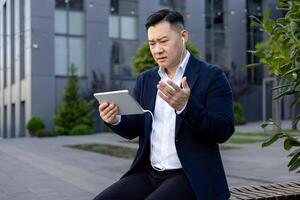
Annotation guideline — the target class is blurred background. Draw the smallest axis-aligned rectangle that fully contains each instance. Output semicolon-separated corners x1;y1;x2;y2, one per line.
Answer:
0;0;295;137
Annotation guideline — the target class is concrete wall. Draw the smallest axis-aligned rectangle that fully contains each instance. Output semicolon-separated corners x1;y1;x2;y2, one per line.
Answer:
30;0;55;130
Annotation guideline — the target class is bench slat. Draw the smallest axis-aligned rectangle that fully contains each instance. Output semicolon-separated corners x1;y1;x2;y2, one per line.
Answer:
230;181;300;200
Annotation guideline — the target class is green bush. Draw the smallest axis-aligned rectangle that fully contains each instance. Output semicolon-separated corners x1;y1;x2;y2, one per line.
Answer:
233;101;246;125
54;126;69;135
35;129;57;137
26;116;45;136
132;41;201;75
54;64;94;135
70;124;93;135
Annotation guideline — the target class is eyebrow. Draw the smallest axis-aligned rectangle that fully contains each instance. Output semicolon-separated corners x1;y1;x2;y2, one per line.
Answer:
148;36;168;42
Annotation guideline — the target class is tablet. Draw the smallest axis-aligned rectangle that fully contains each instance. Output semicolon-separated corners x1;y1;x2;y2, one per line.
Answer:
93;90;144;115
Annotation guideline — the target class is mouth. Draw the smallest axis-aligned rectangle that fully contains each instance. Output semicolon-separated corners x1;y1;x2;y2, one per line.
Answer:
156;57;167;62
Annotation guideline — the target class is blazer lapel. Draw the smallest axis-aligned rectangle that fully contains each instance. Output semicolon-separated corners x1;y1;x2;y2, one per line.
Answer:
175;55;202;137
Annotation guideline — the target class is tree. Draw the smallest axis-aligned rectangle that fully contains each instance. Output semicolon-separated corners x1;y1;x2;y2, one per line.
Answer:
54;64;94;135
249;0;300;172
132;41;201;75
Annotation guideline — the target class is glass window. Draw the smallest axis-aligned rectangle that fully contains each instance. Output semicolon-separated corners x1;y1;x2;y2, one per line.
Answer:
11;0;15;85
119;0;138;16
20;101;25;137
54;10;67;34
55;36;67;75
55;0;67;9
110;0;119;14
205;0;228;70
3;3;7;88
54;0;85;76
69;0;84;11
120;16;137;40
20;0;25;80
247;0;263;84
109;0;138;40
160;0;186;14
69;11;84;35
110;40;138;78
69;38;85;76
11;104;15;138
3;106;7;138
109;0;138;79
109;15;119;38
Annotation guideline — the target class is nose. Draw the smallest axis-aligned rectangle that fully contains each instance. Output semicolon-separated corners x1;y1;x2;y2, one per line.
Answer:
154;43;163;54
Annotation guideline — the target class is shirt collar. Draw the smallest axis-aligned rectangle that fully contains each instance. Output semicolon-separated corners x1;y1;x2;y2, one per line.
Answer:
158;51;190;78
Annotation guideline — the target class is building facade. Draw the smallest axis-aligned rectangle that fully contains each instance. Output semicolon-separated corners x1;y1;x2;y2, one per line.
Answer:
0;0;282;138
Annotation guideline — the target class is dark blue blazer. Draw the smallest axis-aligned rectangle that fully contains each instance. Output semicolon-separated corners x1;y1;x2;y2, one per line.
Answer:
107;55;235;200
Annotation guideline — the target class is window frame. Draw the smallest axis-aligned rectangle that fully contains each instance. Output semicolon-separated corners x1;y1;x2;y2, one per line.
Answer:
54;0;86;77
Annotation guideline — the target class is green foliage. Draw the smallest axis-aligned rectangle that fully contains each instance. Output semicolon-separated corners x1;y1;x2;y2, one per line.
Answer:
132;41;201;74
233;101;247;125
26;116;45;136
54;64;95;135
35;129;57;137
261;120;300;172
249;0;300;172
67;143;137;159
70;124;93;135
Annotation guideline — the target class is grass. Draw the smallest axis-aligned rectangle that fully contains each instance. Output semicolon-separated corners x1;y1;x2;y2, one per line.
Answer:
234;132;267;137
66;142;239;160
66;143;137;159
234;130;300;137
219;145;239;150
226;137;265;144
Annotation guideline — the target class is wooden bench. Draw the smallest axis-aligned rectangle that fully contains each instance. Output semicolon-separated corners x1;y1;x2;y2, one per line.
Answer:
229;181;300;200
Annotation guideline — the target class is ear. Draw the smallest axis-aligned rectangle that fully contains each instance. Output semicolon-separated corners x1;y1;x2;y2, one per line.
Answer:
181;30;189;43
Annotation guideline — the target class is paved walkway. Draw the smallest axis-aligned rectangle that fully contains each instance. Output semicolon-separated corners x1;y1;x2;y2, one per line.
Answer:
0;121;299;200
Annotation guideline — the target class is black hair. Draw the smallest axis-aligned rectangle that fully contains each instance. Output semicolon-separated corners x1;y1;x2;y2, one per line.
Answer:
145;9;185;31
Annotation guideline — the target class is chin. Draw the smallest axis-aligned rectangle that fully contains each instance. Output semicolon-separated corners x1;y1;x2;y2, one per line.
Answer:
158;62;168;68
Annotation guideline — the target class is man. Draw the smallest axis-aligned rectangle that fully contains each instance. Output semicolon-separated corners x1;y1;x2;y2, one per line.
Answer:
94;9;234;200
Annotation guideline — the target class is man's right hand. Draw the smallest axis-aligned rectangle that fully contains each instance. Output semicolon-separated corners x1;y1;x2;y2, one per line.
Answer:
98;102;120;124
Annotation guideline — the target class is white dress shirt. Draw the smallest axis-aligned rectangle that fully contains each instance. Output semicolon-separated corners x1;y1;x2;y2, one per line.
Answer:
150;51;190;170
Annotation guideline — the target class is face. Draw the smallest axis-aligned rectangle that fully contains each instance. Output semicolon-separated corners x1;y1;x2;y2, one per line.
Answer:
147;21;187;71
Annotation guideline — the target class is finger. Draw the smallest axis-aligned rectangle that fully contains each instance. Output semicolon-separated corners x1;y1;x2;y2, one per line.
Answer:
166;80;181;92
158;91;179;109
159;81;176;91
107;110;119;123
108;103;116;110
158;81;176;96
182;77;189;89
157;84;171;97
158;90;169;101
100;103;116;117
102;106;118;121
99;102;109;111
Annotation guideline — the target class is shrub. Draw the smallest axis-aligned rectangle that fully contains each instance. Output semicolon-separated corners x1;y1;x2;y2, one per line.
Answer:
54;64;95;135
35;129;57;137
54;126;69;135
70;124;93;135
233;101;246;125
249;0;300;172
26;116;45;136
132;41;201;75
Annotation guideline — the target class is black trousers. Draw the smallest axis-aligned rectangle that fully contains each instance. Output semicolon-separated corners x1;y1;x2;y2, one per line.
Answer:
93;164;196;200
